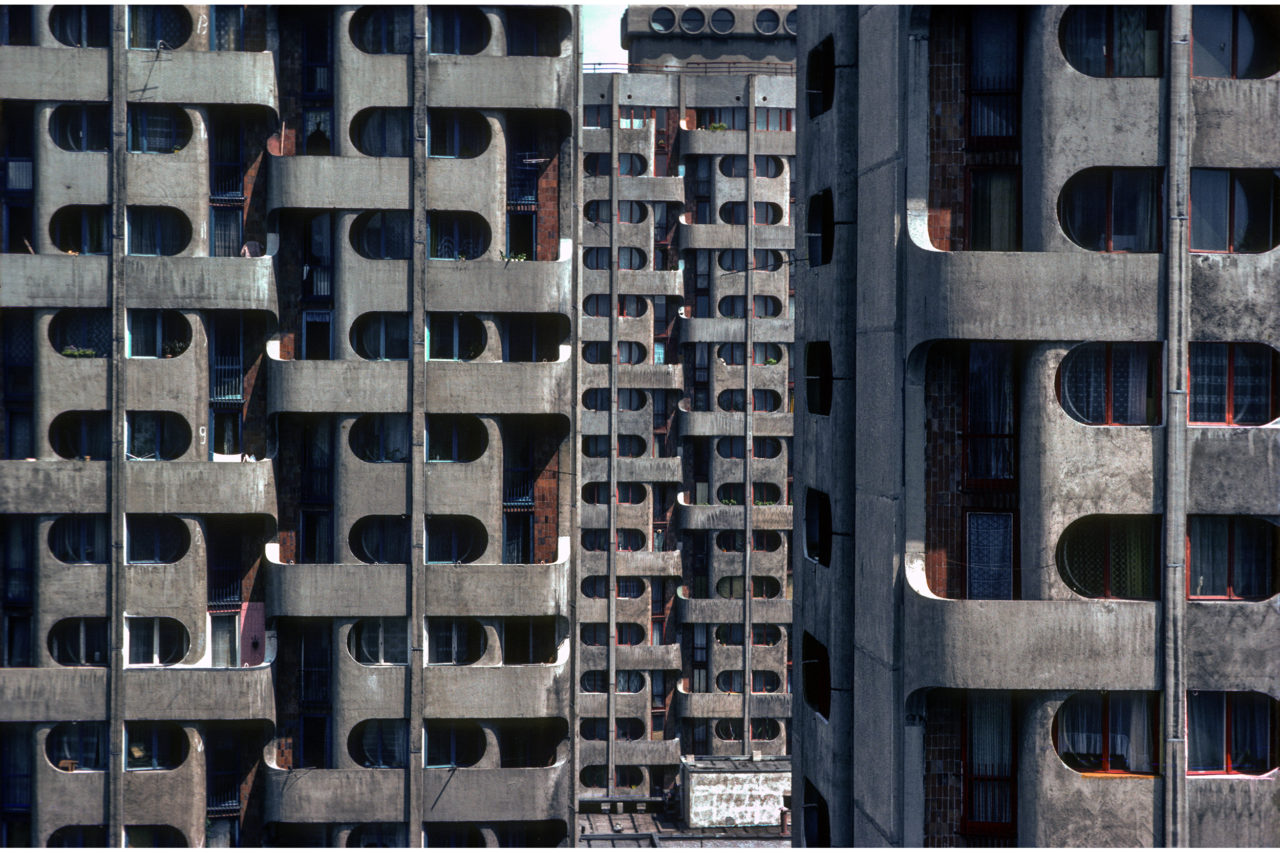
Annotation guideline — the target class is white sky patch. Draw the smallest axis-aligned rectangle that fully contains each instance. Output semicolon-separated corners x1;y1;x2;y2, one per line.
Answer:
580;3;629;66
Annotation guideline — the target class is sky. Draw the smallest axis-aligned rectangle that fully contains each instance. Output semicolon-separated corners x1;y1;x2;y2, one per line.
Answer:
580;4;629;66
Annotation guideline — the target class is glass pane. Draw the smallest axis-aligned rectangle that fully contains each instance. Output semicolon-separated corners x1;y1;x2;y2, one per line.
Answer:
1188;516;1229;597
1232;344;1271;425
1229;693;1271;773
1061;171;1108;251
1110;170;1159;252
1109;518;1155;599
1110;343;1154;425
1190;169;1230;252
1058;694;1103;770
1188;691;1226;771
1063;519;1106;597
967;513;1013;600
969;169;1019;250
1233;172;1275;253
1190;343;1229;422
1232;519;1273;599
1192;5;1233;77
1108;693;1153;772
1062;344;1107;423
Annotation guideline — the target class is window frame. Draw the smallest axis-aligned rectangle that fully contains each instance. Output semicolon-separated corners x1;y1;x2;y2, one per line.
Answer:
1186;515;1277;601
1059;515;1161;601
1057;342;1163;426
1187;690;1277;775
1188;341;1277;426
1053;691;1160;776
1189;168;1280;254
960;693;1017;837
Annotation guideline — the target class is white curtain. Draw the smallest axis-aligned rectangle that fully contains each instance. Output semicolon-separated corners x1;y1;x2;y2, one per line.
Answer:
1110;693;1152;773
1058;694;1103;769
1188;516;1229;597
1188;691;1226;771
968;694;1013;823
1110;343;1152;424
1230;693;1272;773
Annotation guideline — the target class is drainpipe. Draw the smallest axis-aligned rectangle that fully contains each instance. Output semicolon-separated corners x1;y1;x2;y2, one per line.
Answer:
606;72;620;800
742;76;757;755
1162;5;1191;847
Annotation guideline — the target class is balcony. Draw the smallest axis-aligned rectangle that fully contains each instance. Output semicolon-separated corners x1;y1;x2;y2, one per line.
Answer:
0;667;108;721
0;45;107;101
121;256;276;312
267;155;409;211
123;666;275;719
423;563;568;617
424;662;569;718
264;767;404;824
427;55;573;110
124;460;276;515
0;460;108;513
424;360;569;415
267;563;407;617
125;48;276;107
267;359;408;414
423;764;569;823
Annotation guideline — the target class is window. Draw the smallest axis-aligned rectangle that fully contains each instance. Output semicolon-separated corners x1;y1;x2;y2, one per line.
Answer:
428;211;488;260
1055;692;1158;774
355;211;412;260
127;207;190;256
968;9;1019;144
1058;515;1159;600
968;168;1020;250
962;693;1016;836
616;154;646;176
46;723;107;771
618;247;646;270
209;613;238;668
348;618;408;665
0;6;33;45
966;512;1014;600
50;206;109;255
805;343;833;415
1190;169;1280;253
349;414;411;463
427;618;484;665
128;5;191;49
755;108;793;131
1188;691;1276;774
125;722;186;770
1059;168;1162;252
210;5;244;51
351;108;411;157
425;415;487;462
301;310;331;360
1192;6;1280;79
501;617;556;664
424;721;484;768
583;105;610;129
1189;342;1275;425
755;9;779;34
50;6;109;47
48;619;107;666
48;516;108;564
1188;516;1278;600
1060;6;1163;77
807;37;835;118
349;720;407;768
424;516;482;563
127;617;188;665
427;313;484;361
709;8;734;33
965;343;1015;484
350;6;411;54
1058;342;1162;425
50;105;110;152
125;515;188;563
428;6;487;54
806;190;833;266
127;106;190;154
801;633;831;717
49;412;110;460
127;310;189;359
695;107;747;131
351;312;410;361
617;201;646;223
126;412;190;461
351;516;410;564
428;110;488;158
210;207;242;257
617;670;644;692
680;8;705;33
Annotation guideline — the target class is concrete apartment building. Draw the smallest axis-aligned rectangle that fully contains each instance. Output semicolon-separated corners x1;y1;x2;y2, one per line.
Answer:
792;5;1280;847
576;4;796;819
0;4;579;846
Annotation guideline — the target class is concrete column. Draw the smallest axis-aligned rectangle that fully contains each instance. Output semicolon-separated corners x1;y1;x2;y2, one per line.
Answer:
741;75;756;754
605;71;620;800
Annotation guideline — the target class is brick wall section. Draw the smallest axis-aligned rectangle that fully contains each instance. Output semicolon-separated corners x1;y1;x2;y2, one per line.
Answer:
241;315;269;460
534;124;561;261
928;10;967;251
925;343;1019;599
532;436;560;564
928;11;1022;251
274;11;305;157
273;420;300;564
924;690;964;846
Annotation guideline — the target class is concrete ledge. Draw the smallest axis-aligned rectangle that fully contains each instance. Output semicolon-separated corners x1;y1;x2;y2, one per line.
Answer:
425;259;573;314
268;359;409;413
0;461;109;513
1191;77;1280;167
1188;428;1280;515
1191;252;1280;342
424;361;570;415
422;764;570;822
1186;775;1280;847
121;256;277;313
267;156;410;211
124;461;276;515
264;767;405;823
903;597;1158;694
423;563;568;617
268;563;408;617
0;667;108;720
0;255;109;307
615;644;682;670
426;55;573;110
424;663;569;718
0;46;108;100
127;49;276;108
1185;600;1280;696
612;739;683;766
122;666;275;720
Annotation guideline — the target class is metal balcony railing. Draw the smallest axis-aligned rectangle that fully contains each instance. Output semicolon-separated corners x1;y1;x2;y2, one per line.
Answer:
502;471;536;507
299;667;329;705
206;771;240;812
584;61;795;76
210;355;243;402
303;264;332;300
210;164;244;199
207;566;240;608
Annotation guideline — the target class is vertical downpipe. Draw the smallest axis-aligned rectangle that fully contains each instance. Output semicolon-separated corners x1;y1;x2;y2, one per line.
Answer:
605;73;620;800
742;77;757;755
1162;6;1191;847
407;5;429;843
107;4;128;844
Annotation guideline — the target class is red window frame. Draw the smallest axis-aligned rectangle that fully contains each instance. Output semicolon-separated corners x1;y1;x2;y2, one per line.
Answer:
1188;342;1277;426
1056;342;1164;426
1060;516;1161;601
1185;516;1278;601
1053;692;1160;775
963;166;1022;251
1186;691;1277;775
1187;169;1280;254
960;693;1017;838
960;342;1017;490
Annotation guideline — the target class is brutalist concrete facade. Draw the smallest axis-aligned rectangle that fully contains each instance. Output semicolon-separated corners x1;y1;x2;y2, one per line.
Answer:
792;5;1280;847
573;5;795;826
0;5;578;846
